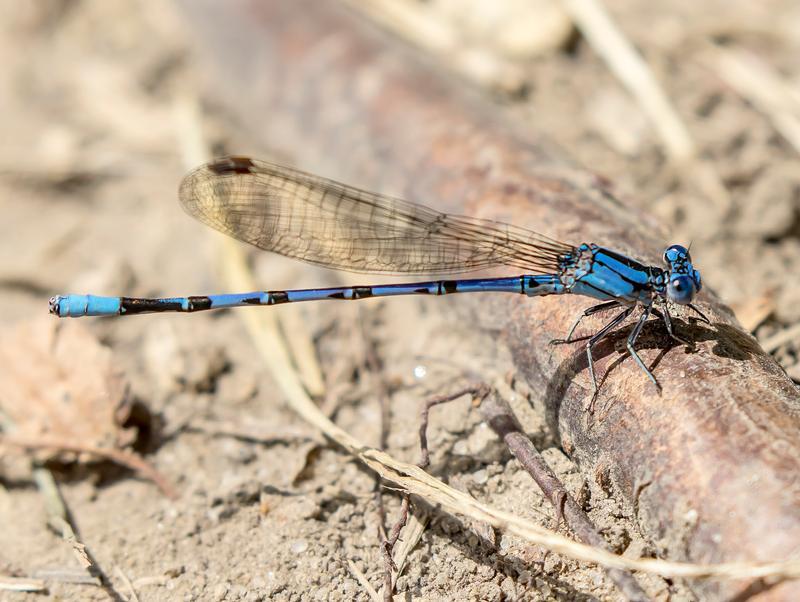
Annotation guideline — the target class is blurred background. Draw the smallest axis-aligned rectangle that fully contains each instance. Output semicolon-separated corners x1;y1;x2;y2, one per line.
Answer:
1;1;799;599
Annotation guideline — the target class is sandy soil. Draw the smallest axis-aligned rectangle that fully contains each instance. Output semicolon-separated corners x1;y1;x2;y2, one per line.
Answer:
1;1;799;600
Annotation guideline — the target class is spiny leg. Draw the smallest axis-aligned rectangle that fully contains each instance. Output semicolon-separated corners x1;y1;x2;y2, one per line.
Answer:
584;306;634;397
688;303;710;324
626;304;661;393
651;305;693;347
550;300;622;345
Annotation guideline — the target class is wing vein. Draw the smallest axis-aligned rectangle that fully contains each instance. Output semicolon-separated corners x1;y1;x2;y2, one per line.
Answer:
178;157;575;275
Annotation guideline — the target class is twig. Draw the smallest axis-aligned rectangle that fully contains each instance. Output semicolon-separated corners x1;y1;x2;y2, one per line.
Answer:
187;418;312;445
378;505;429;600
561;0;729;210
360;310;402;597
418;384;491;468
346;559;381;602
32;468;104;589
561;0;694;162
31;569;100;585
0;575;46;592
6;435;177;499
381;495;410;601
480;392;648;601
277;301;327;398
761;322;800;354
395;509;428;573
706;44;800;155
114;566;140;602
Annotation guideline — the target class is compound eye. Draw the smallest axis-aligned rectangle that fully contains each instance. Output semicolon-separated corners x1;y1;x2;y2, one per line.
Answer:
667;275;695;304
664;244;690;263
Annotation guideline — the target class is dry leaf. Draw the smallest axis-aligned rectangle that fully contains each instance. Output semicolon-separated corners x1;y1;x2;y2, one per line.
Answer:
731;291;776;333
0;317;136;461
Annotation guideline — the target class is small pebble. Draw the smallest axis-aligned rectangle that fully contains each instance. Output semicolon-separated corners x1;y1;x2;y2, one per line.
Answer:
473;469;489;485
290;539;309;554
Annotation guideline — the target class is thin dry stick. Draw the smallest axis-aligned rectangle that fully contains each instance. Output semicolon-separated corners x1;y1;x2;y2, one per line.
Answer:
761;322;800;354
707;45;800;155
346;559;381;602
32;468;101;586
0;576;46;593
359;311;405;599
381;495;410;601
5;435;177;499
271;293;326;397
561;0;694;161
379;508;429;600
114;566;140;602
344;0;526;91
480;392;648;601
561;0;728;210
418;384;491;468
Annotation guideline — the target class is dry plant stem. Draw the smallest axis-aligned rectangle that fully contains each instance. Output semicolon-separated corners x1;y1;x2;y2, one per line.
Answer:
360;313;401;596
113;567;140;602
4;435;177;499
418;384;490;468
182;2;800;598
187;418;312;445
377;509;429;600
561;0;694;162
706;44;800;155
362;315;392;454
346;559;381;602
0;576;46;593
480;393;649;602
561;0;728;210
761;321;800;354
381;495;410;602
32;468;103;587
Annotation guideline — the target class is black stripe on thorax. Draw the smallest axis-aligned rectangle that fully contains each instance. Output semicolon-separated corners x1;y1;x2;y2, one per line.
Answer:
593;255;651;291
594;248;648;271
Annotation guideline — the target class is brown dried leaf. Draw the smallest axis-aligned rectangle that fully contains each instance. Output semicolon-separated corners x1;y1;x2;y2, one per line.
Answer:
731;291;776;333
0;317;134;460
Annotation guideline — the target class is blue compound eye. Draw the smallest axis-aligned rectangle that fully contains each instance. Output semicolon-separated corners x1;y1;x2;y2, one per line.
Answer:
664;244;690;264
667;275;696;305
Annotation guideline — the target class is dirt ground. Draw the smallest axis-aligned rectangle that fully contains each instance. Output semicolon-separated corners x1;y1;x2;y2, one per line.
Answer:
1;1;799;601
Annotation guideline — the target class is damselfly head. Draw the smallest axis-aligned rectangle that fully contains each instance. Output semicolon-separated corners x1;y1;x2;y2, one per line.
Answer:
663;244;701;304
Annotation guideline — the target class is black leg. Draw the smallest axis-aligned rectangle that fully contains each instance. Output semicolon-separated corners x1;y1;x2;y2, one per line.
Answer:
584;306;634;397
626;305;661;394
550;300;622;345
687;303;710;324
652;306;692;347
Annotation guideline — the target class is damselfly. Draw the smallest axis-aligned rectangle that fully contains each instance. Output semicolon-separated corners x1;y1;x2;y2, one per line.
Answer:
50;156;707;395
